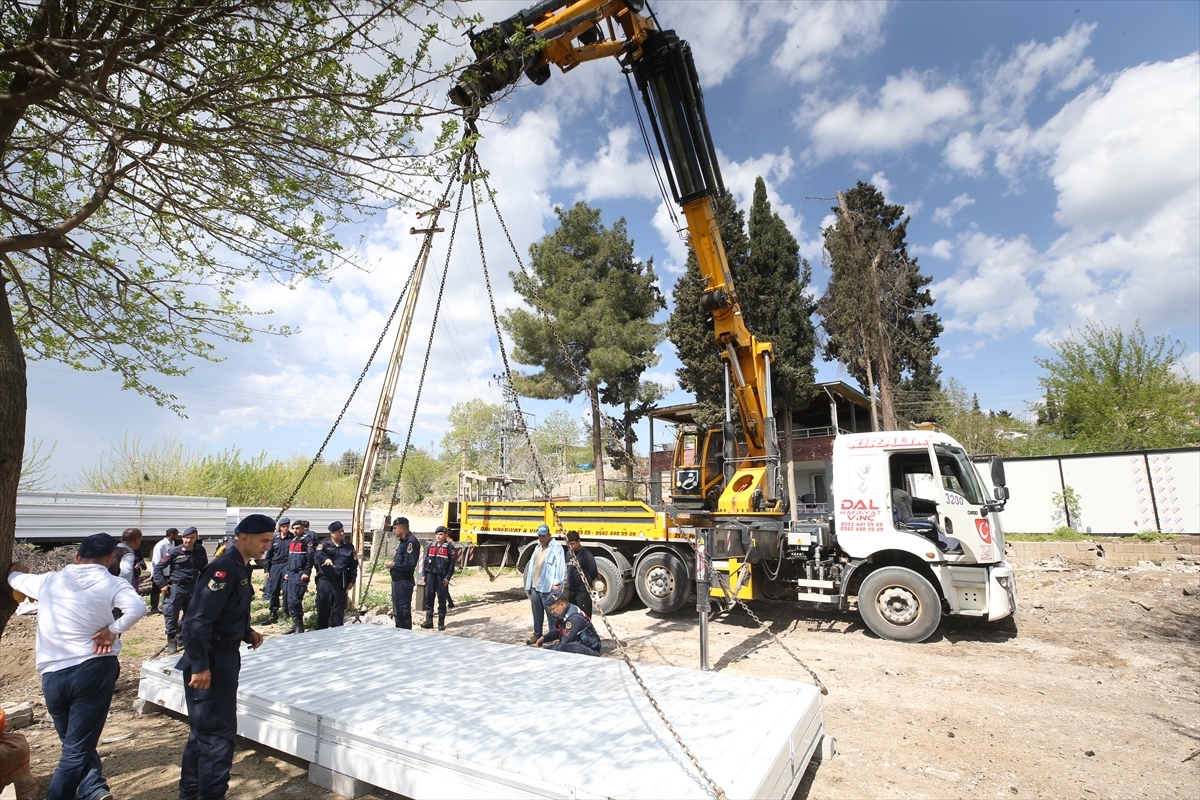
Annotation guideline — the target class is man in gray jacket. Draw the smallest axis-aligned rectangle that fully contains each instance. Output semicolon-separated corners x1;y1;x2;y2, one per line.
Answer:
8;532;148;800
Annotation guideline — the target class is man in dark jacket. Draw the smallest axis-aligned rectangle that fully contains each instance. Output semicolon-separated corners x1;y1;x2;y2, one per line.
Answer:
281;520;314;634
176;514;272;800
152;527;208;654
261;517;291;624
384;517;420;629
314;521;358;629
420;526;456;631
563;532;597;617
535;587;601;656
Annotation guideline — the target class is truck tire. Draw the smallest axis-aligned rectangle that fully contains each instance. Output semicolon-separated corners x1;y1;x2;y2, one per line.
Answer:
857;566;942;643
593;557;631;615
634;551;689;614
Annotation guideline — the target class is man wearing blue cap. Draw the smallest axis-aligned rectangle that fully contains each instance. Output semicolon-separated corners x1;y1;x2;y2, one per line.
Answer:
523;524;565;645
261;517;292;625
176;513;274;800
282;519;315;634
314;521;358;629
385;517;421;629
7;532;149;800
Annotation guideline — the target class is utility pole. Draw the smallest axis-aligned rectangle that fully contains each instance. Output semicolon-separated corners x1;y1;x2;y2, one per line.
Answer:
351;201;447;583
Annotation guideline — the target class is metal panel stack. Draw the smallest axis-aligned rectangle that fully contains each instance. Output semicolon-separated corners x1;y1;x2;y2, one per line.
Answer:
16;491;227;544
139;626;824;799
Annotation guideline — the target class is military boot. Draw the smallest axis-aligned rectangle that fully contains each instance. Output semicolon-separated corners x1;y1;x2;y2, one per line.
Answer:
437;613;446;631
296;616;306;634
419;612;434;629
267;610;278;625
166;636;179;655
281;618;298;635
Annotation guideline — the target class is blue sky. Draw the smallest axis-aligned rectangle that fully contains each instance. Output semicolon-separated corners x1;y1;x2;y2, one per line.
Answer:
25;0;1200;488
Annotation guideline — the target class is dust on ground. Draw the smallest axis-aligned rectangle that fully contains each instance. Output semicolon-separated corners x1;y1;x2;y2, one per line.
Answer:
2;558;1197;799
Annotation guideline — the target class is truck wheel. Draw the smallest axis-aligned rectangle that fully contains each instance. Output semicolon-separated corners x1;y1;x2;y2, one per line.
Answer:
857;566;942;643
634;551;689;613
593;557;631;615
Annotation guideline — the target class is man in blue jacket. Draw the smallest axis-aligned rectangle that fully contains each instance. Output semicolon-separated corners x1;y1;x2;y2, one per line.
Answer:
152;527;208;655
314;521;358;629
523;524;564;645
261;517;291;625
281;520;314;634
420;526;456;631
385;517;420;629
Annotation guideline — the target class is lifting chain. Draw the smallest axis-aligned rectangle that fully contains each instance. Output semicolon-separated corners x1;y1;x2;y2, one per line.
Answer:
469;147;727;800
273;172;460;524
712;569;828;695
360;157;468;604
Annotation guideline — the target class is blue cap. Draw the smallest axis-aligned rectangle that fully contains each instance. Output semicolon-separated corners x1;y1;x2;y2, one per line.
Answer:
328;521;344;533
546;586;566;604
536;524;551;536
278;517;291;527
434;525;448;534
234;514;275;535
183;526;198;536
78;533;118;558
392;516;409;526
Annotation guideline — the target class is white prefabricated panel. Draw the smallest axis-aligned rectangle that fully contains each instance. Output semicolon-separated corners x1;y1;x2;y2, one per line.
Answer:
16;491;227;543
139;626;824;800
991;459;1063;534
1144;450;1200;534
225;507;380;537
1061;454;1151;535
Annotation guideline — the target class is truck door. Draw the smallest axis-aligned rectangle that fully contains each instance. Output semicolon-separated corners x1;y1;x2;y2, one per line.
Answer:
932;444;997;564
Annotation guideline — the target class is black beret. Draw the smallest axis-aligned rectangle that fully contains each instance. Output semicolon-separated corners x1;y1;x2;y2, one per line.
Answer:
328;521;344;532
78;533;118;558
434;525;448;534
392;516;409;526
278;517;291;526
183;526;198;535
234;513;276;535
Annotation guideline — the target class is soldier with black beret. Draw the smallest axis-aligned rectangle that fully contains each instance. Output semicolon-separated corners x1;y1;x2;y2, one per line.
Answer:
314;521;358;629
385;517;421;629
176;513;274;800
281;519;314;634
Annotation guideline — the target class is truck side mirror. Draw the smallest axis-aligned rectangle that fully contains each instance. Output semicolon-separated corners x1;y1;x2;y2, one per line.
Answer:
990;457;1007;488
994;486;1010;501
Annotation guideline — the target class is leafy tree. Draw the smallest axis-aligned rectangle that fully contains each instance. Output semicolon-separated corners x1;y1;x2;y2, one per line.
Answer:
0;0;464;636
397;445;441;503
601;368;666;498
440;399;504;474
1033;321;1199;451
744;177;817;509
502;202;664;499
819;182;942;430
666;188;749;428
19;438;55;491
928;379;1038;457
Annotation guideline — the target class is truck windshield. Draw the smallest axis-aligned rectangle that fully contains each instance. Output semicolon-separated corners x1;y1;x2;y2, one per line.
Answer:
934;445;987;505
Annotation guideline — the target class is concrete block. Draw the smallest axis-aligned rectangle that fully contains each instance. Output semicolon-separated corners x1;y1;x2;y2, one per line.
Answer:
131;697;162;715
309;763;374;799
1;702;33;730
813;735;836;762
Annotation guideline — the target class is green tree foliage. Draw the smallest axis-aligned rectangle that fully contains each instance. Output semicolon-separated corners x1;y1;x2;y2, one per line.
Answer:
440;399;504;474
0;0;465;635
501;202;664;499
75;435;357;507
1033;321;1199;451
666;188;749;428
819;182;942;430
19;437;55;490
743;178;817;412
395;445;441;503
928;379;1039;457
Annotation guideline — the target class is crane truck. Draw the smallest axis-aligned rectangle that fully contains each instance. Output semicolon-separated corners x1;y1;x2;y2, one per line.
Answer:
445;0;1017;643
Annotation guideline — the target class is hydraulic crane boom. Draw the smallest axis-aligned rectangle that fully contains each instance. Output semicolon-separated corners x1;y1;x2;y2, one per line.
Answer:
450;0;782;511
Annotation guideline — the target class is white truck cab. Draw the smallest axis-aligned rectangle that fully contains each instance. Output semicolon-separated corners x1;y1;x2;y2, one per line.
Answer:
789;431;1017;642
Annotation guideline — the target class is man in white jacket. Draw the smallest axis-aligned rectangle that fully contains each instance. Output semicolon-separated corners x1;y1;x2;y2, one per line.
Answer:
8;532;148;800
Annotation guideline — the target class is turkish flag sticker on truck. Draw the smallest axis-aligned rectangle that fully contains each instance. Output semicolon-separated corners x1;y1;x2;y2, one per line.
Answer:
975;519;992;543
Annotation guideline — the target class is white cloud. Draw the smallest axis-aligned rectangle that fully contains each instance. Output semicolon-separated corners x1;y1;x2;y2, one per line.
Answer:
943;131;985;174
661;0;891;87
559;125;657;202
869;171;892;200
805;72;972;161
932;232;1040;338
933;193;976;226
1175;351;1200;380
912;239;955;260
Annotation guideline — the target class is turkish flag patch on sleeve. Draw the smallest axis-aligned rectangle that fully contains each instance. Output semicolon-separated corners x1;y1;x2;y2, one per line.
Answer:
214;571;227;579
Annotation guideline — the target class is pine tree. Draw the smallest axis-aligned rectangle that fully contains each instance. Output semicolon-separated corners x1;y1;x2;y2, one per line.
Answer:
666;188;750;428
819;181;942;430
744;178;817;510
502;202;665;499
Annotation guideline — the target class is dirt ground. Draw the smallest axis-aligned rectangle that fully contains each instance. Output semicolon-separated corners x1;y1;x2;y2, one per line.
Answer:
2;556;1198;800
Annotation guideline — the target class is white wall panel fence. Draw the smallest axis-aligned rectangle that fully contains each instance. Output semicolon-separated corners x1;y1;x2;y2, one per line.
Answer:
16;492;228;543
995;448;1199;535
